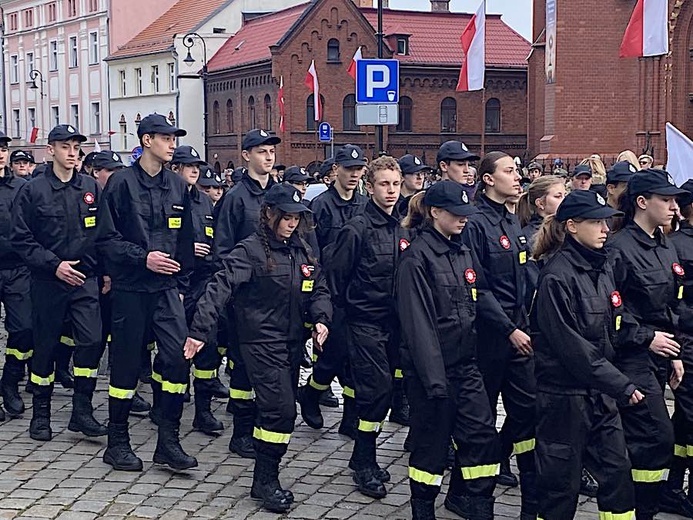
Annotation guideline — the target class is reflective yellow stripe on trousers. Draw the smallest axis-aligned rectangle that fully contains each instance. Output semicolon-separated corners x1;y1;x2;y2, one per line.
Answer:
192;368;217;379
342;386;355;398
30;373;55;386
229;388;255;400
73;367;98;378
309;377;329;391
109;386;135;399
513;438;536;455
59;336;75;347
358;419;384;433
599;510;636;520
6;348;32;360
409;467;443;487
461;463;500;480
674;444;693;458
631;468;668;483
253;427;291;444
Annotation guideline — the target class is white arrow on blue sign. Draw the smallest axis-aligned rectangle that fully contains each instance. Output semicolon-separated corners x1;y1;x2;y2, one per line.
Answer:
318;122;332;142
355;59;400;104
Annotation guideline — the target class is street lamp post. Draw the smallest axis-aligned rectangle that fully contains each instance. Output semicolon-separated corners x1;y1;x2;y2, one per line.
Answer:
29;69;45;97
182;32;209;161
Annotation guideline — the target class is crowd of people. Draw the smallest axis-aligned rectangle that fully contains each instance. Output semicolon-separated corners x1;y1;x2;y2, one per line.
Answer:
0;115;692;520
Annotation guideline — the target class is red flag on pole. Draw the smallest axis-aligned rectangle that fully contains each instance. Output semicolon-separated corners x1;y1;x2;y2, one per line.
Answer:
278;75;286;132
619;0;668;57
456;0;486;92
28;127;39;144
304;60;321;121
347;47;362;80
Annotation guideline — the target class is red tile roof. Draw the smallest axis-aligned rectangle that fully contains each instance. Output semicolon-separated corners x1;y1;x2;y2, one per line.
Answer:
109;0;232;60
207;3;530;72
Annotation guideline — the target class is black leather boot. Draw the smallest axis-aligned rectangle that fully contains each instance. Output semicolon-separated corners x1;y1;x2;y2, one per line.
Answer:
29;393;52;441
192;387;224;436
103;422;143;471
298;383;324;429
389;378;409;426
130;391;151;415
68;379;107;437
208;377;228;399
496;458;519;488
229;411;256;459
153;392;197;471
349;433;387;499
250;453;292;513
338;396;358;440
411;498;436;520
661;457;693;517
1;358;25;417
319;386;339;408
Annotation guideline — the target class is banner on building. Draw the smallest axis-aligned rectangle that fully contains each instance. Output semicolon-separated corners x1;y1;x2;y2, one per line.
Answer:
545;0;556;84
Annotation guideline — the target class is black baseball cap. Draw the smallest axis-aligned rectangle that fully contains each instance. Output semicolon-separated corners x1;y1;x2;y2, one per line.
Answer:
572;165;592;178
264;183;311;213
606;161;638;185
423;180;478;217
198;165;223;187
335;144;367;168
172;145;205;165
231;167;246;183
527;161;542;172
556;190;622;221
137;113;186;138
0;131;12;145
436;141;480;164
678;179;693;207
92;151;125;170
628;169;689;197
274;164;286;172
84;151;98;167
242;129;281;150
10;150;34;163
318;157;335;178
399;154;431;175
283;166;311;183
48;124;87;143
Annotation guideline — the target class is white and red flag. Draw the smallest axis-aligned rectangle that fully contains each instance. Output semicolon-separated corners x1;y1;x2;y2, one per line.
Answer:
620;0;668;57
347;46;362;80
28;127;39;144
456;0;485;92
278;75;286;132
304;60;321;121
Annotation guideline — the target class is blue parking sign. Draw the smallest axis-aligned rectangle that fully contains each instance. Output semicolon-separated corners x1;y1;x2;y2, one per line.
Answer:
355;59;399;104
318;122;331;142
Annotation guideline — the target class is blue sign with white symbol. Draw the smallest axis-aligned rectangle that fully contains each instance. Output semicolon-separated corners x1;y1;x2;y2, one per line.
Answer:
355;59;400;104
318;122;332;142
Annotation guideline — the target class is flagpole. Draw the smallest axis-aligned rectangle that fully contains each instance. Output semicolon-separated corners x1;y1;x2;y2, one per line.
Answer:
480;87;486;156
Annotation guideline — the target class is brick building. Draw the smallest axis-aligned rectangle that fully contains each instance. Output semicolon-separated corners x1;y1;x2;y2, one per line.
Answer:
204;0;529;171
528;0;693;163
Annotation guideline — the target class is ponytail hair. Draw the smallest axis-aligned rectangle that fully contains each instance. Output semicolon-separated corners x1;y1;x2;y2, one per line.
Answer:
612;187;653;233
401;192;431;229
516;175;564;227
532;215;567;260
477;151;511;193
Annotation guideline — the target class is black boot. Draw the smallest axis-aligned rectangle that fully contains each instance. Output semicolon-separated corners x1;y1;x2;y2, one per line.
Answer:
348;432;390;483
445;495;495;520
229;410;256;459
1;358;25;417
319;387;339;408
103;422;143;471
153;420;198;471
29;393;52;441
251;453;292;513
496;458;519;488
192;387;224;436
130;392;151;415
298;384;324;429
579;467;599;498
350;432;387;499
338;396;358;440
55;341;74;389
208;377;228;399
389;378;409;426
411;498;436;520
519;471;538;520
661;457;693;517
68;379;107;437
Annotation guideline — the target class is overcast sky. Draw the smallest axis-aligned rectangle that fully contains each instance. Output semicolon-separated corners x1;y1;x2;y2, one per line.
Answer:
389;0;532;40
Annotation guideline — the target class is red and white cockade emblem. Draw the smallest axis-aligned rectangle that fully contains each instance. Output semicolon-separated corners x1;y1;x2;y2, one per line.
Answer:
673;263;685;277
399;238;410;252
611;291;622;308
83;192;95;204
499;235;511;250
301;264;314;278
464;268;477;284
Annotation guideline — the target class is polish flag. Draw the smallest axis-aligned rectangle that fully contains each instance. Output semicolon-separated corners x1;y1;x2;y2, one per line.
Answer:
278;75;286;132
304;60;321;121
620;0;668;57
456;0;486;92
28;127;39;144
347;47;362;80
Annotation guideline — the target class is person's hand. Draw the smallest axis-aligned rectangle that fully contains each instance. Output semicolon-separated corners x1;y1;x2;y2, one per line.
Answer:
194;243;211;257
649;331;681;357
629;389;645;405
312;323;329;351
509;329;533;355
184;337;204;359
670;360;685;390
102;275;111;295
56;260;86;286
146;251;180;275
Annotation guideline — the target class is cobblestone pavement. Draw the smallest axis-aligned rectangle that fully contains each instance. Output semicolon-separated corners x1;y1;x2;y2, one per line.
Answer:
0;341;685;519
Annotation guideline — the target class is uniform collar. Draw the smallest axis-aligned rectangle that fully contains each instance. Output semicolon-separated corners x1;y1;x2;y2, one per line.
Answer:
626;221;668;249
562;235;607;272
327;183;360;206
133;160;171;190
241;172;274;196
0;167;15;185
45;163;81;190
189;184;200;202
421;226;464;255
365;199;398;227
476;194;509;225
679;221;693;237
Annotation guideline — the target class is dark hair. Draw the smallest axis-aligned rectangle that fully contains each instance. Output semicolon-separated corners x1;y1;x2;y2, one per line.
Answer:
401;192;431;229
613;187;653;232
477;151;511;192
258;205;316;270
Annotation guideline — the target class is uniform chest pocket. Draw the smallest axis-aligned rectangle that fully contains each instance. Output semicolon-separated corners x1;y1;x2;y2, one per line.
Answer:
164;206;184;230
36;206;66;225
632;269;672;304
432;272;461;316
132;201;151;219
80;206;99;229
576;296;608;340
487;245;515;275
365;241;394;277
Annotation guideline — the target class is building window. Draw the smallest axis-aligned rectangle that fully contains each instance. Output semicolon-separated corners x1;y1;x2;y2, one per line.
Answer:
396;96;413;132
135;68;142;94
49;41;58;71
67;0;77;17
88;0;98;12
135;113;141;128
119;114;127;150
9;56;18;84
213;101;220;134
23;8;33;28
70;104;79;129
342;94;357;131
91;103;100;134
26;52;34;82
440;97;456;133
226;99;234;133
119;70;126;96
151;65;159;93
264;94;272;130
28;107;36;130
247;96;256;130
69;36;78;68
306;94;324;131
8;13;18;32
51;106;60;127
485;98;501;133
47;2;57;22
12;110;20;138
168;63;175;91
396;37;409;55
89;31;99;64
327;39;340;62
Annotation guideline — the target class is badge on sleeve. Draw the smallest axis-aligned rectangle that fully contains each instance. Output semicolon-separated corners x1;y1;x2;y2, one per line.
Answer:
673;263;685;277
205;226;214;238
610;291;622;308
399;238;410;252
301;280;314;292
168;217;182;229
83;192;95;204
518;251;527;264
301;264;315;278
464;269;476;284
499;235;511;250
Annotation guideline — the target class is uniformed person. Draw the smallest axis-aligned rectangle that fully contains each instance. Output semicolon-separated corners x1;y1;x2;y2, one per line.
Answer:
396;154;429;218
198;165;224;206
608;169;687;519
10;150;34;178
11;124;105;441
571;165;593;192
531;190;638;519
437;141;479;202
0;132;31;421
460;151;538;518
605;161;637;210
283;165;311;200
185;183;332;514
97;113;196;472
299;144;368;439
397;181;499;520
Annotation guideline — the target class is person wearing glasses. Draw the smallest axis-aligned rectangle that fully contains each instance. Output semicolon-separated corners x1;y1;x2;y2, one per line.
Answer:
638;154;654;170
396;154;429;218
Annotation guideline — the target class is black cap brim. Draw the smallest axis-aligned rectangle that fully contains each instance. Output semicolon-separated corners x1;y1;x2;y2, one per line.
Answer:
285;175;311;183
274;202;312;214
443;204;479;217
95;161;125;170
198;179;222;187
647;186;691;197
175;158;206;166
439;152;480;163
243;136;281;150
338;159;367;168
403;165;432;175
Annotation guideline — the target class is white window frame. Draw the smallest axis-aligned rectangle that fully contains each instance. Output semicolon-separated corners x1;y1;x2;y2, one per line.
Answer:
68;35;78;68
151;65;159;93
49;41;58;71
168;63;176;92
89;31;99;64
91;102;100;135
9;55;18;84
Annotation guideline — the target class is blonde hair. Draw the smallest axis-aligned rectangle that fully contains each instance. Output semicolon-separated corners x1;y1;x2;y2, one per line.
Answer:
580;156;607;185
532;215;567;260
617;150;640;170
517;175;565;227
401;192;431;229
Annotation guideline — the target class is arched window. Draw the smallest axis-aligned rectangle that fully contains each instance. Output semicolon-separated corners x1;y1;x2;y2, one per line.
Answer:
343;94;357;131
327;38;340;62
264;94;272;130
396;96;412;132
119;114;127;150
440;97;456;133
485;98;501;133
248;96;256;130
226;99;234;133
214;161;221;173
212;100;220;134
306;94;325;131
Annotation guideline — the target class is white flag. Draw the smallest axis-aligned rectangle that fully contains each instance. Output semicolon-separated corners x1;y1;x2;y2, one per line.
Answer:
666;122;693;185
